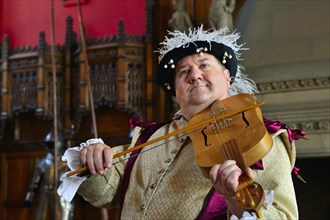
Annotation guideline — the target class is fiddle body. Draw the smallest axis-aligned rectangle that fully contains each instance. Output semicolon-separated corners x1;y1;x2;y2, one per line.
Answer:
188;93;273;168
188;93;273;217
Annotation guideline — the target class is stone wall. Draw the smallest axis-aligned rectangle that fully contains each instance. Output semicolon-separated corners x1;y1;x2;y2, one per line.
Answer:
236;0;330;158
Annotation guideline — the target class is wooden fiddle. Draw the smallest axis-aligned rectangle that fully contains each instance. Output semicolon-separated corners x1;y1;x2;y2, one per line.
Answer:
66;95;265;177
65;94;270;216
188;93;273;217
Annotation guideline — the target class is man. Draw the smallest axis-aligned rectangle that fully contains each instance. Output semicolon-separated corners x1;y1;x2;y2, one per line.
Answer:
58;26;300;219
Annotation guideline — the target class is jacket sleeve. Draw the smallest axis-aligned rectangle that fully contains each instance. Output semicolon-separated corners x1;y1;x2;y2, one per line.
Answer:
77;127;143;209
255;129;298;219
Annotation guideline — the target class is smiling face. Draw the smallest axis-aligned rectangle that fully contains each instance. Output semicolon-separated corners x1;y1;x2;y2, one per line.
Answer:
174;53;231;120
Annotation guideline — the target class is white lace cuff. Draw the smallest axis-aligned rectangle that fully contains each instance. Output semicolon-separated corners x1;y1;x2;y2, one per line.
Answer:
57;138;104;202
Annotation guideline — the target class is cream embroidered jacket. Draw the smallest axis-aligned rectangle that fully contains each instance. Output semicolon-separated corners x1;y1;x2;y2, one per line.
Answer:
77;116;298;220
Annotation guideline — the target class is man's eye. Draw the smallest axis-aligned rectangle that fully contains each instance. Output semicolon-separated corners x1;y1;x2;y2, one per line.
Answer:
200;63;210;69
180;69;188;75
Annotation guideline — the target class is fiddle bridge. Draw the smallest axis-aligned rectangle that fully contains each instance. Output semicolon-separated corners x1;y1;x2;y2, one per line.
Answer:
210;108;233;133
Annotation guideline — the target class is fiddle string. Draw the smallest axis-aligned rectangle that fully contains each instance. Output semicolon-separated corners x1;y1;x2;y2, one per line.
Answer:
211;111;260;210
210;110;251;177
212;111;247;169
205;101;266;217
210;109;233;162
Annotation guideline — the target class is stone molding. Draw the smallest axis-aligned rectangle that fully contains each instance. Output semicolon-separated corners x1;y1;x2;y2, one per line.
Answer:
257;76;329;93
286;120;329;134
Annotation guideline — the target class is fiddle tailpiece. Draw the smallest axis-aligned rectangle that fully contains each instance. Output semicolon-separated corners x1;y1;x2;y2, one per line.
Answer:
235;176;265;218
223;139;265;218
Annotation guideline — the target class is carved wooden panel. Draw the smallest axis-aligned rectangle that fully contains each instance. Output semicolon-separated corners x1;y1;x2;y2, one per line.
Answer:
0;15;146;219
0;148;47;220
1;33;64;123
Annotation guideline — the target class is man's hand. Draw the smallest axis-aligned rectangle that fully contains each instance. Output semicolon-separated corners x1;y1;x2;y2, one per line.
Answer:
80;143;113;175
209;160;258;217
209;160;241;197
210;160;258;196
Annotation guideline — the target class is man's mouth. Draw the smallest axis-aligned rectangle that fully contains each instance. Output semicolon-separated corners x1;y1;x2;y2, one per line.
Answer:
190;83;208;92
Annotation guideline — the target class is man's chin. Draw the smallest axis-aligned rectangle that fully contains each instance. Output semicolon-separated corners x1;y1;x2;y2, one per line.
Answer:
190;96;214;107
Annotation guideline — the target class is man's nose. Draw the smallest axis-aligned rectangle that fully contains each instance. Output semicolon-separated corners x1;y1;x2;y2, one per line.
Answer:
189;66;203;82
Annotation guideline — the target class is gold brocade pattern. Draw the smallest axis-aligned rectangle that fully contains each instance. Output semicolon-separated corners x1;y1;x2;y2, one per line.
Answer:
121;118;211;219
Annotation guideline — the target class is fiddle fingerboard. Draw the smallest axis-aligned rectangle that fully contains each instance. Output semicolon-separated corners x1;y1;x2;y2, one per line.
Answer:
221;139;247;170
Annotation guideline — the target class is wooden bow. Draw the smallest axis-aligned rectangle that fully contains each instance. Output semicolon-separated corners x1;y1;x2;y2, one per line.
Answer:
66;95;265;177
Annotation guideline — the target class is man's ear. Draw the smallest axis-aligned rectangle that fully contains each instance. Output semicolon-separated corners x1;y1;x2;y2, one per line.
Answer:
224;69;231;84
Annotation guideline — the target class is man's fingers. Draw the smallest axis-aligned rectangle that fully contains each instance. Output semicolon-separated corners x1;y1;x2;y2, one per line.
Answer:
209;160;242;197
245;167;257;181
85;147;96;175
80;147;88;166
92;144;103;174
80;143;113;176
209;164;221;184
103;147;113;168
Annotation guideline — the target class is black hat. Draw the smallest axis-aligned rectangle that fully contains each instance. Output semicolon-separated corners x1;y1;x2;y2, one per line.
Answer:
156;40;238;96
155;26;258;96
